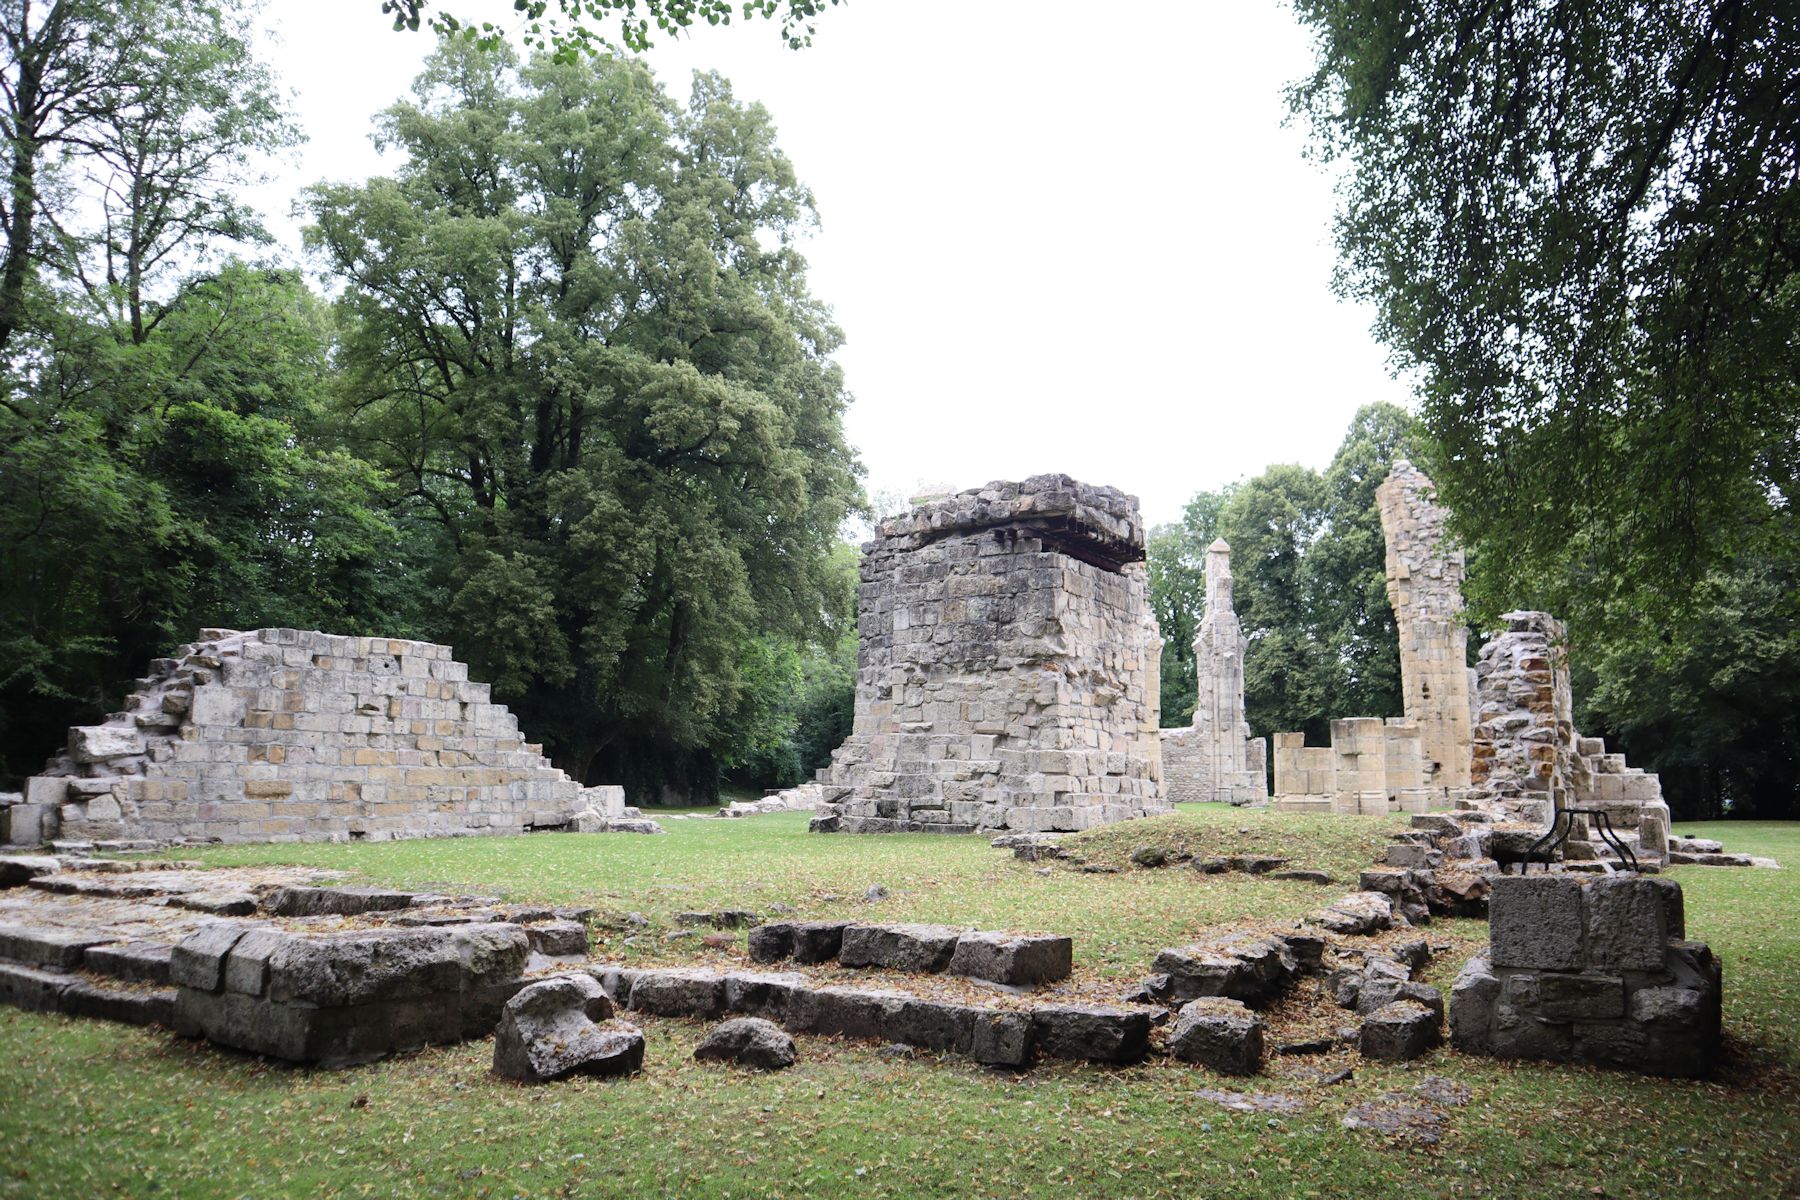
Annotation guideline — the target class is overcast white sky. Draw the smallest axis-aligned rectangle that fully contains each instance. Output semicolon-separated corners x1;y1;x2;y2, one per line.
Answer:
252;1;1407;528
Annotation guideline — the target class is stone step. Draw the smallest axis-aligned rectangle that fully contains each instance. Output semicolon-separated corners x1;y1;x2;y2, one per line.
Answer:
0;922;118;968
0;960;176;1026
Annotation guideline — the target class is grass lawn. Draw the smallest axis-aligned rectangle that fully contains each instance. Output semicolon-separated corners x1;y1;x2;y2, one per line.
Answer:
1;810;1795;1199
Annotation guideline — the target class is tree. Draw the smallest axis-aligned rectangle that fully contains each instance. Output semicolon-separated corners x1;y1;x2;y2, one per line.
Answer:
1289;0;1799;635
380;0;844;58
306;43;860;798
1576;533;1800;821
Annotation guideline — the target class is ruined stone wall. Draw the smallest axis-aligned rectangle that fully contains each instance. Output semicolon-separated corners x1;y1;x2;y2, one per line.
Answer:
813;476;1167;835
1376;462;1473;790
1270;720;1428;814
1468;611;1670;860
9;628;606;845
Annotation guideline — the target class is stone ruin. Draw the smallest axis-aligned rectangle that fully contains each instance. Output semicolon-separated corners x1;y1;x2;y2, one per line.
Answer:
1271;718;1433;815
1463;611;1671;864
1159;539;1268;806
1376;461;1473;791
809;475;1167;835
1;627;648;847
1276;461;1681;870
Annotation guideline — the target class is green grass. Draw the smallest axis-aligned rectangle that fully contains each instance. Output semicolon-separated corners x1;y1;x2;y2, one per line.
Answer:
1;810;1795;1199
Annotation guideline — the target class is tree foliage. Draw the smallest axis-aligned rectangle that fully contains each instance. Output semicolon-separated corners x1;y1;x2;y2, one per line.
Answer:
1290;0;1799;633
381;0;844;59
305;42;860;789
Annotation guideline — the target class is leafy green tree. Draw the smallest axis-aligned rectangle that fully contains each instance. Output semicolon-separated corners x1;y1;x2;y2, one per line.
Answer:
1289;0;1799;633
306;43;860;797
1575;523;1800;821
380;0;844;58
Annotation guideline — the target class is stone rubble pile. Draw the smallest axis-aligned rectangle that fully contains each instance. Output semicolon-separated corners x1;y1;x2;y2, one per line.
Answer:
1;628;653;847
716;784;824;819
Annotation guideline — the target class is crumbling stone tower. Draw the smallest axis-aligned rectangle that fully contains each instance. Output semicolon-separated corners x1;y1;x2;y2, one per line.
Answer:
811;476;1167;835
1376;461;1473;790
1160;539;1266;804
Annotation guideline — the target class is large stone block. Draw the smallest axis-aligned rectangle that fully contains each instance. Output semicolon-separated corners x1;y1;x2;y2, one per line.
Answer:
1582;877;1675;971
838;923;962;973
947;932;1072;985
1030;1003;1151;1064
1168;998;1264;1074
1489;875;1585;970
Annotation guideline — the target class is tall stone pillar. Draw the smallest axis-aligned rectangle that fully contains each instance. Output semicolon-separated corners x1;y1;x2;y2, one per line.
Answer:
1376;461;1473;790
1162;539;1267;805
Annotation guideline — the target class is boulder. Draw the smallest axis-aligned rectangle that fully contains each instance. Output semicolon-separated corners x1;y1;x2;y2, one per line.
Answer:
947;932;1072;986
1150;936;1298;1006
693;1016;797;1070
1360;1000;1442;1061
492;973;643;1082
1168;998;1265;1075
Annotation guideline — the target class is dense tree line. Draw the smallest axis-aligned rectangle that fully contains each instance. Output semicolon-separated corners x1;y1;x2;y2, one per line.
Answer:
0;6;858;803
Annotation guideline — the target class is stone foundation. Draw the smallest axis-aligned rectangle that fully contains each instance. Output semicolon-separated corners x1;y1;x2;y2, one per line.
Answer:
811;477;1167;835
1449;874;1720;1077
7;628;635;846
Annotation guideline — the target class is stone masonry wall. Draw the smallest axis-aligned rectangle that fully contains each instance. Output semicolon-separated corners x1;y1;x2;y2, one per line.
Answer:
812;476;1167;835
10;628;606;845
1468;611;1671;862
1376;462;1473;790
1270;719;1429;814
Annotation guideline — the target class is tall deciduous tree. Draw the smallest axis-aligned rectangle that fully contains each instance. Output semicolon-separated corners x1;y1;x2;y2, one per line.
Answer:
1290;0;1799;633
307;43;860;794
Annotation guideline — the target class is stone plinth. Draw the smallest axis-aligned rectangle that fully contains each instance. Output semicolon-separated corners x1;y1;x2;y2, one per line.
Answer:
10;628;628;845
1450;874;1720;1077
1377;462;1473;790
812;476;1166;835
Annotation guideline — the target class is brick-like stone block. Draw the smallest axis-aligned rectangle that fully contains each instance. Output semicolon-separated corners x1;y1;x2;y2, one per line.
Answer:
947;932;1072;985
1489;875;1585;970
1536;973;1625;1021
1030;1003;1151;1064
838;923;962;973
1583;876;1673;971
169;923;251;992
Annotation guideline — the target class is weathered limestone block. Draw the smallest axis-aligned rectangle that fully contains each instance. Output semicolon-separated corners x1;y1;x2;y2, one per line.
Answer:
1149;935;1301;1006
1359;1000;1442;1060
838;923;963;973
493;974;642;1082
1450;875;1721;1077
1168;998;1265;1074
812;477;1167;835
946;931;1072;985
1030;1003;1152;1064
